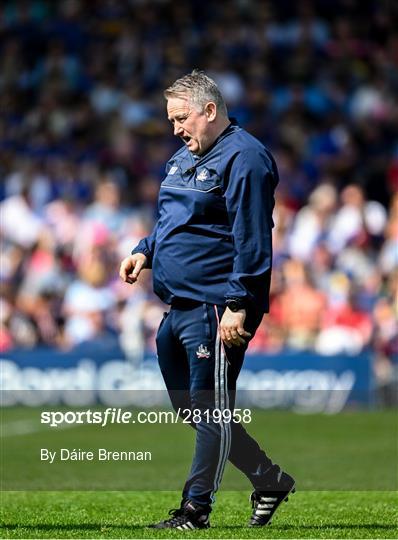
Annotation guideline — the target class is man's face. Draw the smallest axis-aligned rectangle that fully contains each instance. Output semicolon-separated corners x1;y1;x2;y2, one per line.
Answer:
167;96;212;155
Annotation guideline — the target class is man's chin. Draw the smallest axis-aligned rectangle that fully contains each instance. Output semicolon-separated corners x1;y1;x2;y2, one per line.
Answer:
187;142;200;154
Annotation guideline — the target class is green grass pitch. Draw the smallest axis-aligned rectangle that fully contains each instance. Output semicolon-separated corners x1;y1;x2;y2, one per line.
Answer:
1;490;397;538
1;408;397;538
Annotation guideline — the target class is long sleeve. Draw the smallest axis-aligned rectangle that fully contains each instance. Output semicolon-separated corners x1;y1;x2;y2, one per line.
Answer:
224;148;278;308
131;223;158;269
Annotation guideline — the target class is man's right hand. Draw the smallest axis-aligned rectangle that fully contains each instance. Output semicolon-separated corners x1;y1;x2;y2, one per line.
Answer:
119;253;147;284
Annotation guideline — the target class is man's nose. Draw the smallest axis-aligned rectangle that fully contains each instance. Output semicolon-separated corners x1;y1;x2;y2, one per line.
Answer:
174;123;183;136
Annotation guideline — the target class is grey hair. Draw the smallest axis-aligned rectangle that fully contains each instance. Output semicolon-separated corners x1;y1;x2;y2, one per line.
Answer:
164;69;228;117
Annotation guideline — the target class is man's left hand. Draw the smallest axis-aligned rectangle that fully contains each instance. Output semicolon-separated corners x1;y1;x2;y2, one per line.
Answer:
220;308;251;348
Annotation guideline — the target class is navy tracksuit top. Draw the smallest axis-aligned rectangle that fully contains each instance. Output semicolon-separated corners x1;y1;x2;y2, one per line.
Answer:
132;120;279;313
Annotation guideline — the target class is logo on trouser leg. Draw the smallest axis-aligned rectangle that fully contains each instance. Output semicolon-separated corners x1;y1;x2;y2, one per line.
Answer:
196;344;211;359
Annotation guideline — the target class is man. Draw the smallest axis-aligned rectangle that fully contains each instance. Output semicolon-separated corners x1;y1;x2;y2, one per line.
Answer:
119;70;295;530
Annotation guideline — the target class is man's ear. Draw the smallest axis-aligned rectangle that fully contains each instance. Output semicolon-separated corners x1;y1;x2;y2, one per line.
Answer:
204;102;217;122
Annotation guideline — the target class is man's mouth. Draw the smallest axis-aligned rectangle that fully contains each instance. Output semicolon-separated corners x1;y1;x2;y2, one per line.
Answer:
181;136;191;144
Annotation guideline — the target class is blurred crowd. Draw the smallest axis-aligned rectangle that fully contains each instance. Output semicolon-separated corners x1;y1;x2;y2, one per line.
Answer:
1;1;397;384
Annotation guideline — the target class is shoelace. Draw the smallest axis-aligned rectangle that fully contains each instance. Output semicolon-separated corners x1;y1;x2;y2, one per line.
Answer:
162;508;187;526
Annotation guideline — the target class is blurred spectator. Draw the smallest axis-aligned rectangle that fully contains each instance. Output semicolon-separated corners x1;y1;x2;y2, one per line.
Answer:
270;259;327;350
288;182;337;261
0;182;45;247
316;292;373;355
327;184;387;255
62;248;116;347
379;193;398;277
81;175;126;233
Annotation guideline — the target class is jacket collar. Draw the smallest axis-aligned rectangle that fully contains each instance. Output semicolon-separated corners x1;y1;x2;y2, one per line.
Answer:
186;118;239;169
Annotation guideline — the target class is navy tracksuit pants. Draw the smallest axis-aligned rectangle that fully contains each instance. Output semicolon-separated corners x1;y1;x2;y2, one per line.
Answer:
156;300;274;508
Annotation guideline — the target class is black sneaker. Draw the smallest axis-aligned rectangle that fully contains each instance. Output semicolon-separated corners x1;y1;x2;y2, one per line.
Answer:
149;500;210;530
249;469;296;527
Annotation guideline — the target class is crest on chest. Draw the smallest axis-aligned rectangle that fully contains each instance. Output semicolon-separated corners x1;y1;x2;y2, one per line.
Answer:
197;169;209;181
